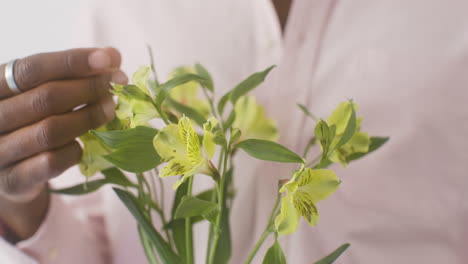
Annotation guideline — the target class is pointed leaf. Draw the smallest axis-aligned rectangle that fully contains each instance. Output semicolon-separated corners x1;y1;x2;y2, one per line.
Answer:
347;136;389;161
217;91;231;115
195;63;214;92
262;240;287;264
314;243;350;264
335;104;356;148
229;65;276;104
113;188;181;264
92;127;161;173
166;97;207;127
237;139;304;163
101;167;134;187
49;179;107;195
174;196;219;224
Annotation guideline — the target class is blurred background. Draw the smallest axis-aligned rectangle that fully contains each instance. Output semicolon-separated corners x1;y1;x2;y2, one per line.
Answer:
0;0;79;62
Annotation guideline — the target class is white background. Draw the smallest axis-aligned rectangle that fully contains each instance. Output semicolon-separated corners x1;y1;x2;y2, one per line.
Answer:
0;0;80;62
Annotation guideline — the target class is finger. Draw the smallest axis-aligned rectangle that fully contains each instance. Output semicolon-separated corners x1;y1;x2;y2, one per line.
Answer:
0;141;81;201
0;47;122;99
0;97;115;168
0;71;127;133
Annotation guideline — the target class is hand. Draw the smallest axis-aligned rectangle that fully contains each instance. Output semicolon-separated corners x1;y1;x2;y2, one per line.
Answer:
0;48;127;241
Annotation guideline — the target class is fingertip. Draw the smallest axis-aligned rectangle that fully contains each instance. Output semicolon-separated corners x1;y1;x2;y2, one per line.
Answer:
88;49;112;70
111;71;128;84
103;47;122;68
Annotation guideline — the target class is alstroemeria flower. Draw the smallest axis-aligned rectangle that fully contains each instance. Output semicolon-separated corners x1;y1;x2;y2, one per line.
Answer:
153;116;218;189
79;132;112;178
166;66;210;118
233;95;279;142
112;66;159;128
274;168;340;236
326;101;370;166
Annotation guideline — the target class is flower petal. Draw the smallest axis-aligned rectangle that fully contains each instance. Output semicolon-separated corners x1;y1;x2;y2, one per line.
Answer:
233;96;278;142
179;117;203;165
297;169;341;203
327;101;358;135
275;194;300;236
153;124;187;161
203;118;218;159
160;159;194;178
292;192;319;227
132;66;152;95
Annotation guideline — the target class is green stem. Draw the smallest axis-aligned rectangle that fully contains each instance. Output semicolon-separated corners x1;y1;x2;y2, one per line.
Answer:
138;224;160;264
185;176;194;264
306;154;322;168
208;146;230;264
244;192;282;264
205;150;224;262
302;136;316;158
136;174;159;264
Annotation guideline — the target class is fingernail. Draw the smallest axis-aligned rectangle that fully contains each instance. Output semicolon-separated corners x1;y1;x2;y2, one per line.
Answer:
88;49;112;70
102;97;116;121
111;71;128;84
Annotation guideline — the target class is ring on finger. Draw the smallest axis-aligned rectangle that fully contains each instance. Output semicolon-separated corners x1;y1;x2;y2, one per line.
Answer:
4;59;22;94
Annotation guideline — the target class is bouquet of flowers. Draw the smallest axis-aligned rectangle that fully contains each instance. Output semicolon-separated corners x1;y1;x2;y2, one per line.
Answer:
53;62;388;264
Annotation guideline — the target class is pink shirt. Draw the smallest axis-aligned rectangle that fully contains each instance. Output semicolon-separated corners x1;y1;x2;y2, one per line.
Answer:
3;0;468;263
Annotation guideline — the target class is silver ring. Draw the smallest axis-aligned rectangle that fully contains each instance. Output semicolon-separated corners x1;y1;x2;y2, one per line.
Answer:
5;59;21;94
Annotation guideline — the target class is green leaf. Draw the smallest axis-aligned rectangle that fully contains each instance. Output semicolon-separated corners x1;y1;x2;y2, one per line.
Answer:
138;224;159;264
297;103;317;121
91;126;158;149
262;240;287;264
195;63;214;92
237;139;304;163
166;97;207;127
170;180;188;262
113;188;181;264
315;120;330;143
314;243;350;264
155;73;207;109
50;167;135;195
229;65;276;104
335;104;356;148
211;168;233;264
101;167;134;187
92;127;161;173
49;179;107;195
223;111;236;132
174;196;219;224
159;74;207;94
217;91;231;115
348;136;389;161
195;188;216;201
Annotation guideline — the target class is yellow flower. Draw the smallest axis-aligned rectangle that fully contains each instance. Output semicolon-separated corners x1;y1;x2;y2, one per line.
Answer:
79;132;112;178
112;66;159;128
166;66;210;118
233;96;279;142
325;101;370;166
275;168;340;236
153;116;218;189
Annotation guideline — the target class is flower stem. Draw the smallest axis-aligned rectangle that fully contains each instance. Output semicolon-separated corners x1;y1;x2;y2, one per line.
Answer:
244;191;282;264
185;176;194;264
207;145;230;264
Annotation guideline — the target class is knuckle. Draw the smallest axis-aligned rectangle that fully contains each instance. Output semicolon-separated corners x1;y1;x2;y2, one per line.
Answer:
15;58;41;88
36;118;59;149
31;85;57;114
0;168;18;195
40;152;61;177
64;52;77;76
